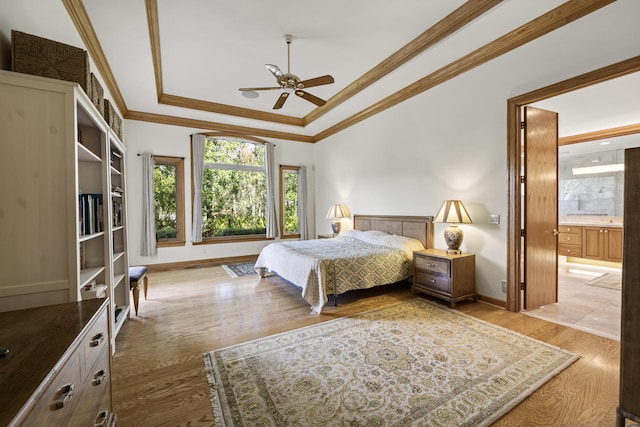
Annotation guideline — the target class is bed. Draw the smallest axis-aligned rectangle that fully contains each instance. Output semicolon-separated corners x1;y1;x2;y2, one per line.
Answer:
255;215;434;313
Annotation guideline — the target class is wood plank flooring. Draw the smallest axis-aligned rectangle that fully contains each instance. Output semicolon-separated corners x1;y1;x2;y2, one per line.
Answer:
111;266;623;426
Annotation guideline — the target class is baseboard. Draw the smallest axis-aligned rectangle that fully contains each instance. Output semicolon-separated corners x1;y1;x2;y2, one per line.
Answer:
146;254;259;273
477;293;507;309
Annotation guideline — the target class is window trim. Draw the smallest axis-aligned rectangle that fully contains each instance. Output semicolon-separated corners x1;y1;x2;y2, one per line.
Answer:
154;155;186;248
279;165;301;239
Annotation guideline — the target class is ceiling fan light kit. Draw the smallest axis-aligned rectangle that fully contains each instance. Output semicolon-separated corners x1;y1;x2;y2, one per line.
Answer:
239;34;334;110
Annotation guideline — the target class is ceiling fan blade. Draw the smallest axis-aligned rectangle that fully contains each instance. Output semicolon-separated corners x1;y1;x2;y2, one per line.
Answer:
239;86;282;91
265;64;284;80
273;92;289;109
298;75;334;89
295;90;326;107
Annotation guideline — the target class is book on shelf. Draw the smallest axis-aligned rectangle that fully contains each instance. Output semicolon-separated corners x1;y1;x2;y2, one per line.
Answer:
112;200;122;227
79;193;104;235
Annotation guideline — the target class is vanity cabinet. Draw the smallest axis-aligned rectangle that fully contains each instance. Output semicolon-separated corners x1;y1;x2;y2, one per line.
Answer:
558;225;582;257
582;226;623;262
557;224;623;263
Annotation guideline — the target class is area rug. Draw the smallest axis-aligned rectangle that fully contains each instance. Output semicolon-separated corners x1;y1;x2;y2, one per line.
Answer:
586;272;622;290
221;262;257;278
203;299;578;426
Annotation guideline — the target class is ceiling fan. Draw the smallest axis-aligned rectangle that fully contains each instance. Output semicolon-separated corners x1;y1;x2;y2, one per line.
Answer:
239;35;334;110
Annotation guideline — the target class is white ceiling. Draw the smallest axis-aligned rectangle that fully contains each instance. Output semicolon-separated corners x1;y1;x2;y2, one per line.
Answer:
0;0;638;140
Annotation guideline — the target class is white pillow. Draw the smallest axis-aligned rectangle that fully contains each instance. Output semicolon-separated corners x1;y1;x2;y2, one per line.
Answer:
344;230;424;258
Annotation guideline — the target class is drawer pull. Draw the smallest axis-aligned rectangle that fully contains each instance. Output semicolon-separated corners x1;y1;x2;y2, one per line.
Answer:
55;383;74;409
93;369;107;385
90;332;105;347
427;279;436;284
95;410;110;427
428;263;436;268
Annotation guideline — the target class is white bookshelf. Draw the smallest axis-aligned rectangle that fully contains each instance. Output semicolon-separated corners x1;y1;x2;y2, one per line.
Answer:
0;70;129;351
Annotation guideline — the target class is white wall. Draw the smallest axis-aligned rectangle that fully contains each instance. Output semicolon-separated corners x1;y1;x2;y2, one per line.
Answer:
313;1;640;300
124;120;316;266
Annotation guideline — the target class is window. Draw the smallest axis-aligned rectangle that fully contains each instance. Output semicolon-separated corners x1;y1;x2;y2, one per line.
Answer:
153;156;185;246
280;165;300;238
199;138;267;240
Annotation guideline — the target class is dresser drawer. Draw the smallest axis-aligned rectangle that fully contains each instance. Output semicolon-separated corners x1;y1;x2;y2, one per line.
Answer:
414;255;450;275
82;306;109;379
72;348;112;425
25;350;83;426
414;270;451;293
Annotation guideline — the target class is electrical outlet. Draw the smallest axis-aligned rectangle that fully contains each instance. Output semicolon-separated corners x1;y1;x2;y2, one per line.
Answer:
489;214;500;224
501;280;507;293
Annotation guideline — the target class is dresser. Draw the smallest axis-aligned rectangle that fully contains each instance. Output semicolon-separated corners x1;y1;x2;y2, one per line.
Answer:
0;299;115;426
413;249;476;307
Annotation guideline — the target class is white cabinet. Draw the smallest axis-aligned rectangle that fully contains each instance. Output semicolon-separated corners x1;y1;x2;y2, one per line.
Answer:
0;70;129;351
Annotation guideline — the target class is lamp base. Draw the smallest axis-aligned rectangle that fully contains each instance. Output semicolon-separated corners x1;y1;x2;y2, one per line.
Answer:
331;220;342;235
444;225;464;254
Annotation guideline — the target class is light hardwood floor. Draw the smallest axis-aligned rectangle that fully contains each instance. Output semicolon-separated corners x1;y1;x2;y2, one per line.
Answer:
111;266;623;426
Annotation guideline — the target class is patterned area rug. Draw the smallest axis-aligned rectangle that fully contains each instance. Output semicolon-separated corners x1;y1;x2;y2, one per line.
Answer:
203;299;578;426
585;272;622;290
221;262;256;278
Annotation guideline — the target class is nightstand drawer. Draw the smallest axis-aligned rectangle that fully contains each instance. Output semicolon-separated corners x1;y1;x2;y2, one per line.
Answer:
414;256;449;275
414;271;451;293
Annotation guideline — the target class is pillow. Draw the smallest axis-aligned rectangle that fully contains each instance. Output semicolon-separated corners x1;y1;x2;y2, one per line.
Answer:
345;230;424;258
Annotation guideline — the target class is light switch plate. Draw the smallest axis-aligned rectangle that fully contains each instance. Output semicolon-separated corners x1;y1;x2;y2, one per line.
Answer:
489;214;500;224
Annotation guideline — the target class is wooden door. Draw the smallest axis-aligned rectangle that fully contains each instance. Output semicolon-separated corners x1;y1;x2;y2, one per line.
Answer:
523;106;558;310
618;147;640;425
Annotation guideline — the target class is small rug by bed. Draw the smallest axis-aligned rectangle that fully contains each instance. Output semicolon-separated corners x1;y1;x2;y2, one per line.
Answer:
221;262;256;278
203;299;578;426
586;272;622;290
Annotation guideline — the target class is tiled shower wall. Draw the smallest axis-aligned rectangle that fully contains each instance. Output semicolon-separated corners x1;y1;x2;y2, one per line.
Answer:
559;149;624;217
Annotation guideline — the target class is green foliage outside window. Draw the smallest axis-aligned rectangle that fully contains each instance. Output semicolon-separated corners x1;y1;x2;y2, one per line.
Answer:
201;138;267;237
283;171;299;234
154;163;177;240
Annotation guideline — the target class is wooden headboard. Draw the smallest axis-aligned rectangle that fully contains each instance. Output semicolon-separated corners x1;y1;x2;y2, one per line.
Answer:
353;215;434;249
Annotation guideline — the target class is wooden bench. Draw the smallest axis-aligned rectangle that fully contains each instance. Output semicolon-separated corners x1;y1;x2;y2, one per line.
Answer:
129;266;148;315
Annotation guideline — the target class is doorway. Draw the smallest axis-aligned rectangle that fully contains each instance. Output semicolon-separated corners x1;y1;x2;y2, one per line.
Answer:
506;56;640;314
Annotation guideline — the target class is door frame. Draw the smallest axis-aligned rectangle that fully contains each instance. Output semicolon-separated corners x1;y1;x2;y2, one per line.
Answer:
506;55;640;312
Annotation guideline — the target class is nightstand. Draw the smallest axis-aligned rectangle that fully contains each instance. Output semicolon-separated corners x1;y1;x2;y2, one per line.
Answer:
317;234;334;239
412;248;476;308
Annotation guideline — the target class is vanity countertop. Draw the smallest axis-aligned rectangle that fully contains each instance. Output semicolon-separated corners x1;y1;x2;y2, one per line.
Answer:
559;216;623;228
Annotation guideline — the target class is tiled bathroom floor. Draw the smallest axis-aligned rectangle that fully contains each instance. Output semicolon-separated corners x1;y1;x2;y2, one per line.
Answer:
523;261;621;340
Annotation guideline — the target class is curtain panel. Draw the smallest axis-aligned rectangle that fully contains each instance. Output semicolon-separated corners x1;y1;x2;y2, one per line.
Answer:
298;165;308;240
191;134;206;243
141;152;157;256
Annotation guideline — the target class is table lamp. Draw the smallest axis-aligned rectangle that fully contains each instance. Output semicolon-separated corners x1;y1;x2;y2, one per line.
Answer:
434;200;472;254
326;204;350;235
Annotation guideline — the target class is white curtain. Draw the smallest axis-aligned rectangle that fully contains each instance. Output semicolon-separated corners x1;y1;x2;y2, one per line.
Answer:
298;165;308;240
191;134;206;243
265;142;279;238
141;152;157;256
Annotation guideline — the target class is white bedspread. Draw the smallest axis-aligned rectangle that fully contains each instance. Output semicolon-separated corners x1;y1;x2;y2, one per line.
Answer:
255;231;424;313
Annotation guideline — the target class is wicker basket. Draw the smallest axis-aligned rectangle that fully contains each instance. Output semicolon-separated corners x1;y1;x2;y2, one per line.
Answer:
89;73;104;116
104;99;123;141
11;30;90;93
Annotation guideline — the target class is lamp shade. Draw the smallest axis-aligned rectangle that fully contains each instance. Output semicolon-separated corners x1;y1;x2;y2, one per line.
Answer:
434;200;472;224
326;204;350;219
